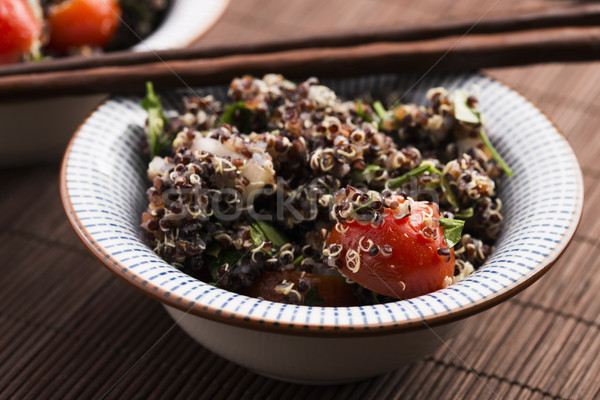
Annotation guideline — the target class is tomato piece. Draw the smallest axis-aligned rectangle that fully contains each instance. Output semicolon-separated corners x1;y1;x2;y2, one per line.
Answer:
47;0;121;53
326;197;454;299
242;270;361;307
0;0;42;64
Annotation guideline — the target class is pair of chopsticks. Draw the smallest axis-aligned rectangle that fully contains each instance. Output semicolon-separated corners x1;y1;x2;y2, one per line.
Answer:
2;4;600;100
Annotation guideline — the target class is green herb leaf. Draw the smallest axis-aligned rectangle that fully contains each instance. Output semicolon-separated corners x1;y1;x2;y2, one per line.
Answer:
205;242;221;258
220;101;253;132
141;82;170;158
293;255;304;267
371;291;380;305
452;89;513;177
387;162;459;208
422;163;459;208
453;89;481;124
439;218;465;248
30;48;44;62
220;249;243;268
350;164;385;184
207;261;220;282
478;128;514;177
252;220;288;251
206;248;243;282
121;0;153;23
434;169;459;208
249;223;274;255
356;100;374;122
304;285;325;306
454;207;474;219
249;225;265;248
387;163;433;188
373;101;388;121
353;192;375;214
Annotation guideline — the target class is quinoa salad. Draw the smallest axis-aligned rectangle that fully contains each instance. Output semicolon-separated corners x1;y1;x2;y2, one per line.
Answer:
140;75;511;307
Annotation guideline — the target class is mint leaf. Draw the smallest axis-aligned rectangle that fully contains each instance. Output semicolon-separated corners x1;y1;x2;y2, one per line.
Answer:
439;218;465;248
304;285;325;306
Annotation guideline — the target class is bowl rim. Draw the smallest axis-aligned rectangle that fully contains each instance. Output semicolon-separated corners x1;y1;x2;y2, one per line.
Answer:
60;72;584;337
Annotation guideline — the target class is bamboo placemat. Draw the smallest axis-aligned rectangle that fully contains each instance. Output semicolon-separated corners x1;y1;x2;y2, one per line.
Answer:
2;0;599;399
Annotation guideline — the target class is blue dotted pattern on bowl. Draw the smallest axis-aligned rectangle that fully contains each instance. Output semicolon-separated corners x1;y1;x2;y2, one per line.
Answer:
63;72;583;329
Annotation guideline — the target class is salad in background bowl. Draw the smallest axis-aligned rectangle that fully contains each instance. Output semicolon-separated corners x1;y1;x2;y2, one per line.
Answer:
61;72;583;384
0;0;171;64
0;0;230;164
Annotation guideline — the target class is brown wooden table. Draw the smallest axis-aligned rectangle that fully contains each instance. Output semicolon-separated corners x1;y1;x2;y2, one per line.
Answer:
2;1;600;398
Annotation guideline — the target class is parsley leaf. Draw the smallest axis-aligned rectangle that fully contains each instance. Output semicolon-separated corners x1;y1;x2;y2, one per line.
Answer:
304;285;325;306
141;82;171;159
439;218;465;248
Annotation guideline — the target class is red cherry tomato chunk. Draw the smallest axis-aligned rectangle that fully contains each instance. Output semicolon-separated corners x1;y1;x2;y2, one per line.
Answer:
0;0;41;64
242;270;361;307
47;0;121;53
326;198;454;299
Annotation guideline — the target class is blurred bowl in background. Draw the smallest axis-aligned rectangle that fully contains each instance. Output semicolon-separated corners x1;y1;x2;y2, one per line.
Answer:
0;0;230;165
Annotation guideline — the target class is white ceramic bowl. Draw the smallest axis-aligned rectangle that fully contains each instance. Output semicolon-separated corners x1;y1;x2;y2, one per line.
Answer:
61;72;583;384
0;0;230;165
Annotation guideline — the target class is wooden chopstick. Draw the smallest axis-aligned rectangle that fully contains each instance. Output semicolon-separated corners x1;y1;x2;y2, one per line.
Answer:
1;3;600;77
2;26;600;101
